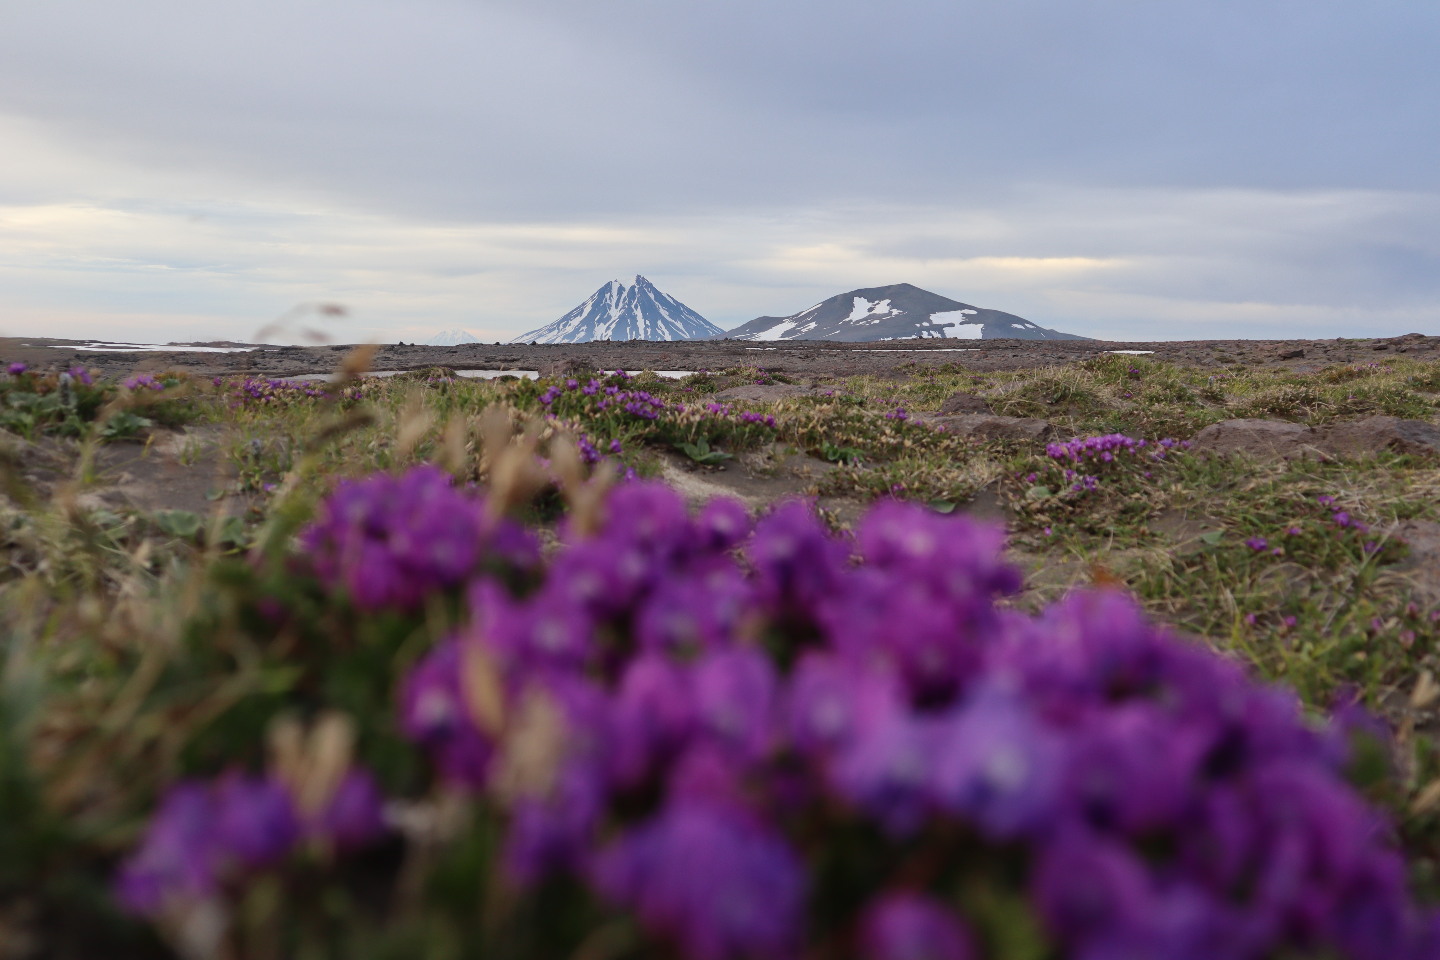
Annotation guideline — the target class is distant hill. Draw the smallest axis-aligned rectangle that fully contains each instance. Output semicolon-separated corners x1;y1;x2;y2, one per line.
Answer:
513;276;723;344
425;329;481;346
725;283;1088;342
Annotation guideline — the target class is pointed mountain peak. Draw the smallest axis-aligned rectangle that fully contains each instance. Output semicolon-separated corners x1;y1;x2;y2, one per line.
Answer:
512;276;723;343
423;328;481;346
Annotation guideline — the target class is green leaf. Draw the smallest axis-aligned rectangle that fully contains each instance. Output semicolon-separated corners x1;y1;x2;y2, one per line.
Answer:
1199;530;1224;546
218;515;249;548
928;499;957;514
1025;485;1052;500
154;509;203;540
99;410;152;440
676;438;732;464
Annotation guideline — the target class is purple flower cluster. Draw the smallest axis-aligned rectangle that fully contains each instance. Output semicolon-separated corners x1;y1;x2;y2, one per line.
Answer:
1040;434;1191;495
8;362;28;376
115;768;385;916
738;411;777;427
301;465;539;609
379;474;1436;960
229;376;330;404
541;377;673;421
537;374;782;462
63;365;94;385
122;373;166;391
1046;433;1189;463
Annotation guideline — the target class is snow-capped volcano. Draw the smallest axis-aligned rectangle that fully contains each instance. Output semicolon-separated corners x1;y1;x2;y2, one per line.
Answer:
726;283;1088;342
424;329;481;346
513;276;723;344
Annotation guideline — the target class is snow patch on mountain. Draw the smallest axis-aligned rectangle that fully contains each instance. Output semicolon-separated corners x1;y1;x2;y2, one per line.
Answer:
425;329;481;346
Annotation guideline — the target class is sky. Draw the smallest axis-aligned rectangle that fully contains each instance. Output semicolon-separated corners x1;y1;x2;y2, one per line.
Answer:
1;0;1437;344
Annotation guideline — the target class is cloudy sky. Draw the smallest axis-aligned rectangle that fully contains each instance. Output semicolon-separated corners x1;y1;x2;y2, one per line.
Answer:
1;0;1437;344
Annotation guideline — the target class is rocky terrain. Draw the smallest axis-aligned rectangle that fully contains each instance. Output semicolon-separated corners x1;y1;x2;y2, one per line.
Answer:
5;332;1436;381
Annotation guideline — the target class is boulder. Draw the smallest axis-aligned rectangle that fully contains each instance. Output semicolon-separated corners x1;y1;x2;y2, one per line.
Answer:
1189;419;1323;459
538;358;600;379
936;392;992;415
929;414;1053;442
1390;519;1440;607
709;384;815;403
1321;416;1440;458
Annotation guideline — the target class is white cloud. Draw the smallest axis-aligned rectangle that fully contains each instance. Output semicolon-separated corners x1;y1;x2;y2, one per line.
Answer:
2;168;1435;343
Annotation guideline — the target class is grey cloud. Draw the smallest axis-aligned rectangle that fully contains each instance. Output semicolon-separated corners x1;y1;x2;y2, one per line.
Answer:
0;1;1436;341
3;0;1438;223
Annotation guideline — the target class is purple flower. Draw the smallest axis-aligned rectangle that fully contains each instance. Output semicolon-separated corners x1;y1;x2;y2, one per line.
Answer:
313;769;387;850
787;652;902;757
690;646;778;761
398;639;494;788
858;892;976;960
123;373;165;391
745;499;851;615
635;561;751;656
301;465;526;610
114;783;222;914
1033;828;1154;945
1246;537;1268;551
694;496;751;552
591;801;805;960
7;362;26;376
929;685;1063;838
608;654;695;786
212;774;300;868
829;699;938;835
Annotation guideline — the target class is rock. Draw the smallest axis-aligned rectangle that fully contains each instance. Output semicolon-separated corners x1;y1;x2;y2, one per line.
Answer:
1320;416;1440;458
538;358;599;379
936;391;992;415
1189;419;1323;459
928;414;1054;442
709;384;814;403
1277;348;1305;360
1390;519;1440;607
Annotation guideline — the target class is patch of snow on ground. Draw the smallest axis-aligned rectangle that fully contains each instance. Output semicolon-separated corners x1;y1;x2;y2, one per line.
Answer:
63;343;259;353
1106;350;1155;355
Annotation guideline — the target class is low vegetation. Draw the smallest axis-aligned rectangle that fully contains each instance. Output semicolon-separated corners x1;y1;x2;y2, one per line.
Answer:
1;353;1438;958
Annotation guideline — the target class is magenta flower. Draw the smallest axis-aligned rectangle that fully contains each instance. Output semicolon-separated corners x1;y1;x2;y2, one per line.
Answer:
592;801;805;960
859;892;976;960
